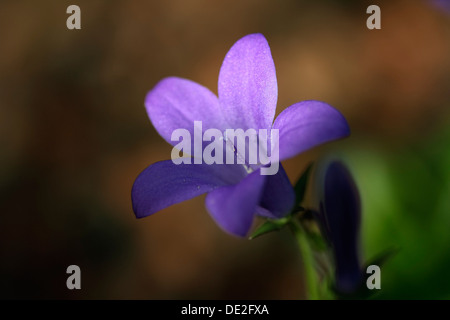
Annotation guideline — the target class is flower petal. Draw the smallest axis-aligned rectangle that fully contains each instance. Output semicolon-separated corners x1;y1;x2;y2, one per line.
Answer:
132;160;245;218
257;164;295;218
205;169;266;237
145;77;227;147
273;100;350;161
218;33;277;130
322;161;362;294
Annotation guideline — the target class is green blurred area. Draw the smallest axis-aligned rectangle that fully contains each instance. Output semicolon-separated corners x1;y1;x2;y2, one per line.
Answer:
347;117;450;299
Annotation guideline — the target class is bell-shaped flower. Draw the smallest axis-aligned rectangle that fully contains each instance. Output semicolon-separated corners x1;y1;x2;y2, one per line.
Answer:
132;34;350;237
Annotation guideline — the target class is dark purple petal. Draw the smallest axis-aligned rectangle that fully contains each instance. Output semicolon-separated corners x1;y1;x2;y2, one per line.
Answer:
273;101;350;161
132;160;245;218
256;164;295;219
145;77;227;147
218;34;277;131
205;169;266;237
322;161;362;294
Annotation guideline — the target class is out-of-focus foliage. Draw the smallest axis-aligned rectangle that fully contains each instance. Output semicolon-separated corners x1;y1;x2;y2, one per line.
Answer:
348;119;450;299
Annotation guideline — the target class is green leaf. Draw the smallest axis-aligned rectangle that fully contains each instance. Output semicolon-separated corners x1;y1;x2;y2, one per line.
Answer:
364;246;399;269
249;218;288;240
306;231;328;252
293;162;313;206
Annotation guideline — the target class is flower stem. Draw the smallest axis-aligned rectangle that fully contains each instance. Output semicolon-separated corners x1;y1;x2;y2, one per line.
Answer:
289;219;319;300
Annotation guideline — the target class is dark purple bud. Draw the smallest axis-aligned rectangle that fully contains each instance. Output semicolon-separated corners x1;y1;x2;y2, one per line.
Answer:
320;161;362;294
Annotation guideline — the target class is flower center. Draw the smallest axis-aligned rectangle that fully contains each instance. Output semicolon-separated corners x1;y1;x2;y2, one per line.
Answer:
223;135;255;174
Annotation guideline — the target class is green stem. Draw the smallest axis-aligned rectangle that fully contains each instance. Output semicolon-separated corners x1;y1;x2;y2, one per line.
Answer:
289;219;319;300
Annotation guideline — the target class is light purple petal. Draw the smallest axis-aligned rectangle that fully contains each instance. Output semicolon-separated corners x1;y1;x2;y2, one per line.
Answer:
132;160;245;218
218;33;277;131
205;169;266;237
273;100;350;161
145;77;227;147
256;164;295;218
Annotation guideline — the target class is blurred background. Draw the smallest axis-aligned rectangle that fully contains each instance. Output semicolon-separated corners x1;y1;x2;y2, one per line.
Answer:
0;0;449;299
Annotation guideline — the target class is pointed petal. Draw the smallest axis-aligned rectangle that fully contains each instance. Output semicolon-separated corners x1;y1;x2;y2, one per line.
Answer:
257;164;295;218
145;77;227;147
132;160;245;218
205;169;266;237
218;34;277;130
273;101;350;161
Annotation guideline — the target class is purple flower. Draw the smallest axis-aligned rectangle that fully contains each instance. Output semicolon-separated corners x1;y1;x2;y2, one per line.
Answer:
317;160;362;294
132;34;350;237
430;0;450;13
